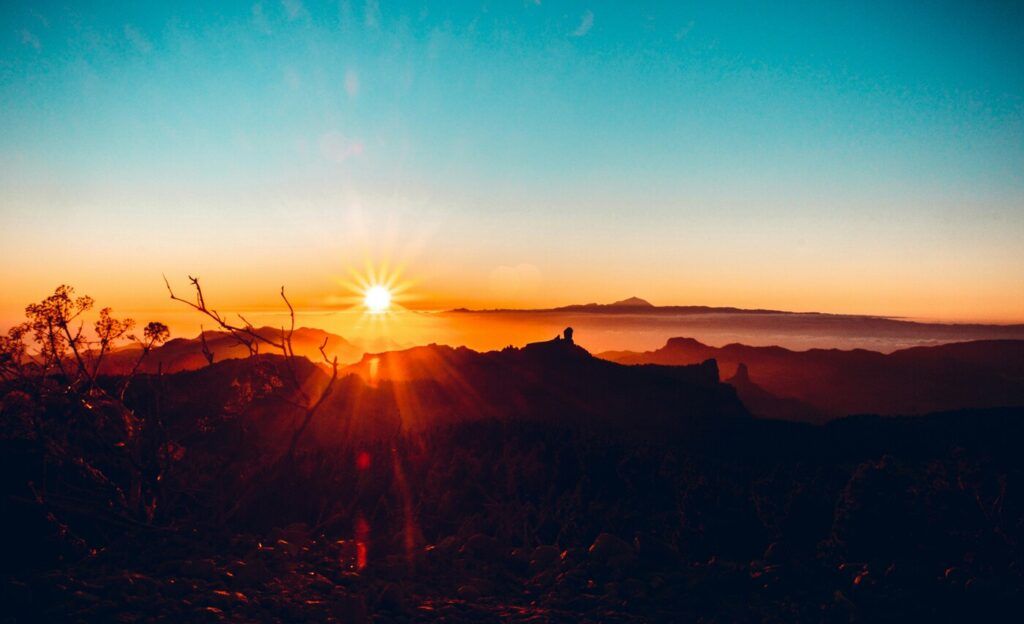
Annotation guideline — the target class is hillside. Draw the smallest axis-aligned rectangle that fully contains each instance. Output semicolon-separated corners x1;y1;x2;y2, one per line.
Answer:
601;337;1024;417
8;341;1024;622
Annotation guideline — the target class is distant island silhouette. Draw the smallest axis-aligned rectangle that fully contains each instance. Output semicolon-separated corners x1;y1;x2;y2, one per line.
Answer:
444;299;1024;353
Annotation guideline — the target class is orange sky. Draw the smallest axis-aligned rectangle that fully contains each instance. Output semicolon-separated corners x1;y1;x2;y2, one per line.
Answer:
2;223;1022;340
4;193;1024;333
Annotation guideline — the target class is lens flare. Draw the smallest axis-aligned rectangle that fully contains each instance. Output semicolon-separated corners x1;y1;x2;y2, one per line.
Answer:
330;261;413;316
364;285;392;314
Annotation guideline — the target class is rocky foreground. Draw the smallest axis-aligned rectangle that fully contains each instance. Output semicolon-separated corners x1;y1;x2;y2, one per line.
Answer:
10;521;1019;623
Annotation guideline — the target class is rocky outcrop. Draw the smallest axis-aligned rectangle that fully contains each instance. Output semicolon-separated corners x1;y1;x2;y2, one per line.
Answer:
725;362;827;423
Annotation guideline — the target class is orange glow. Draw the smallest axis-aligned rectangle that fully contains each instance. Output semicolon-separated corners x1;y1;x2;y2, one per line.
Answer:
368;357;380;387
345;344;491;431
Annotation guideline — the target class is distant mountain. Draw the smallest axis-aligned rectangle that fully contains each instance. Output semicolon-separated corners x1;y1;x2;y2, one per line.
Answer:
102;326;362;374
610;296;654;307
443;301;1024;354
448;301;787;314
725;363;828;423
515;297;657;312
600;338;1024;418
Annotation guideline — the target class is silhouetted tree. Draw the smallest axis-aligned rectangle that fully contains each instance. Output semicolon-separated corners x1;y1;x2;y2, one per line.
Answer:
0;285;171;548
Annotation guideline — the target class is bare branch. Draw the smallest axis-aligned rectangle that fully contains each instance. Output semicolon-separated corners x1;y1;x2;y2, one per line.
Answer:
165;275;284;354
281;286;296;356
199;326;214;366
287;349;339;461
318;336;331;364
165;275;342;462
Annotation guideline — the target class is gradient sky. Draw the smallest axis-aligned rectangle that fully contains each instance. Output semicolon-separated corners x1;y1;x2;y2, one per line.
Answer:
2;0;1023;330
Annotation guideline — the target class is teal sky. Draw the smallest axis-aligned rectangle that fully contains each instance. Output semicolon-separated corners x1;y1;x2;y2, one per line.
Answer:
2;1;1023;323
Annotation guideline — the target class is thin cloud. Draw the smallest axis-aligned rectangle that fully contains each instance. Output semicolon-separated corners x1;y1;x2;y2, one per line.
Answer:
345;69;360;97
252;3;272;34
675;20;695;41
282;0;307;21
364;0;380;29
124;24;152;54
571;10;593;37
30;10;49;28
319;132;364;163
19;29;41;50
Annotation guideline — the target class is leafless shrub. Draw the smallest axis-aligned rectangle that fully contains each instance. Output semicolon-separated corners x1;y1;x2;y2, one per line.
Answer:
163;275;339;460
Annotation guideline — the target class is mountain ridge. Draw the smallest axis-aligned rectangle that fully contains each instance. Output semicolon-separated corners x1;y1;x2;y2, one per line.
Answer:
143;334;749;444
600;337;1024;417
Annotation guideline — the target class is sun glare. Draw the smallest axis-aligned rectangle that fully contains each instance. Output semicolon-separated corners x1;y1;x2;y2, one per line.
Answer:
364;285;392;314
333;261;414;323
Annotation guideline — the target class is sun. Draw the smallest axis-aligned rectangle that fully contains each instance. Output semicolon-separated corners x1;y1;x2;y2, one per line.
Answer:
363;285;392;314
331;261;414;318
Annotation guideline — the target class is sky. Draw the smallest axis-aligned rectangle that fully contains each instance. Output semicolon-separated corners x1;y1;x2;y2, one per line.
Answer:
2;0;1023;334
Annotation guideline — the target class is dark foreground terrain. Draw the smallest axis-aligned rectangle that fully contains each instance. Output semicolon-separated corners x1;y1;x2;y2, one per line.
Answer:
3;343;1024;622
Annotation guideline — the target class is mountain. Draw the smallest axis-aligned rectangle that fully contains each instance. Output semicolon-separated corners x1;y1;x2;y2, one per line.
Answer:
600;337;1024;418
609;296;654;307
331;336;745;438
450;302;786;314
146;335;748;445
540;297;656;312
101;326;362;374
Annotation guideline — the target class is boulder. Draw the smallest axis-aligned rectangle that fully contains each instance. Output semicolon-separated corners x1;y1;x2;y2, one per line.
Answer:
588;533;635;565
634;535;677;566
529;545;562;573
228;560;272;588
277;522;312;547
332;592;369;624
180;559;220;581
457;584;481;601
376;582;406;612
307;572;335;594
459;534;502;561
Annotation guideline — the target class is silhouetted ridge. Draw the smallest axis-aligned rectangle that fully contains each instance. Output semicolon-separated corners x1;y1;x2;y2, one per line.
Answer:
138;336;748;445
216;330;748;441
603;337;1024;418
724;362;827;423
610;296;654;307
